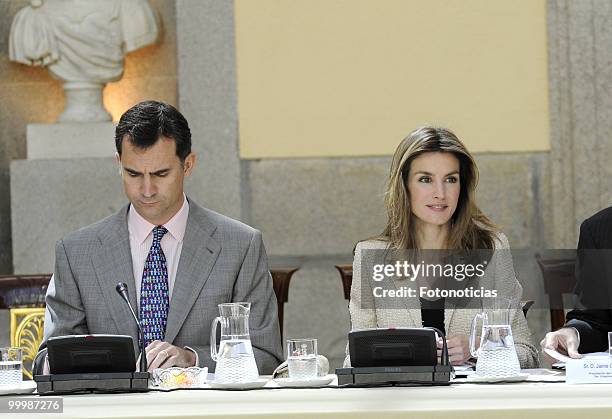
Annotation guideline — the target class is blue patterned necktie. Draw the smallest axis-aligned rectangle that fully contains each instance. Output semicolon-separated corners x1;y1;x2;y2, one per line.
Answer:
140;225;169;346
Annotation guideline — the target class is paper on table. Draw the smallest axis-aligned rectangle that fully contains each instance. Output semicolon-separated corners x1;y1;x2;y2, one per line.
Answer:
523;369;566;382
453;364;475;377
544;348;610;364
543;348;572;363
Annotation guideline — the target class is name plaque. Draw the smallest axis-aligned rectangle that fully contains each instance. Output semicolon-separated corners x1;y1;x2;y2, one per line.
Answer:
566;355;612;384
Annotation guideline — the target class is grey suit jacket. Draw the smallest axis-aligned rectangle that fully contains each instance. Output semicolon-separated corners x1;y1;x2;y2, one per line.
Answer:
36;199;283;374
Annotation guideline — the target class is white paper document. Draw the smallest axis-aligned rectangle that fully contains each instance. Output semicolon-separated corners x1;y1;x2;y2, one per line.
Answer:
453;364;475;377
544;348;610;364
543;348;572;363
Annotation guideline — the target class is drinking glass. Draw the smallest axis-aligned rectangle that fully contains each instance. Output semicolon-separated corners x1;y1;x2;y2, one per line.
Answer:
286;338;317;380
0;347;22;387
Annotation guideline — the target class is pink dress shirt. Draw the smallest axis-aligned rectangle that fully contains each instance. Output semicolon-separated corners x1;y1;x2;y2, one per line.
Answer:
127;195;189;309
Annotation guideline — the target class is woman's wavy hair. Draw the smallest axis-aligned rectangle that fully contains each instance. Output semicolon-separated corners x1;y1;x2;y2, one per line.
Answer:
379;126;497;250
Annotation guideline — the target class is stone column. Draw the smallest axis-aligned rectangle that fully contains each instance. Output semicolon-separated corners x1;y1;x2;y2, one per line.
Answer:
176;0;244;220
548;0;612;247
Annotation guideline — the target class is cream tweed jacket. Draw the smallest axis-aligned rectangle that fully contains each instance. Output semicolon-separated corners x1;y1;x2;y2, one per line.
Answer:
344;232;539;368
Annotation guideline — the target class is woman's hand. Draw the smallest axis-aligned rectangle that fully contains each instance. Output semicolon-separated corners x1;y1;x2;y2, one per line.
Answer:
437;333;472;365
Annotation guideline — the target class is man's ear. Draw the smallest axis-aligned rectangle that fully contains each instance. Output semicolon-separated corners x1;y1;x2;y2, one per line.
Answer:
183;153;196;176
115;152;122;176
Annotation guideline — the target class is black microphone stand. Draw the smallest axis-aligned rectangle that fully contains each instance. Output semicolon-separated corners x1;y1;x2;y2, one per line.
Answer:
116;282;148;373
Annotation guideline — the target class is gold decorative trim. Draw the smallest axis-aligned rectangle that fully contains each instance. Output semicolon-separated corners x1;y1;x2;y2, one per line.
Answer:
10;308;45;379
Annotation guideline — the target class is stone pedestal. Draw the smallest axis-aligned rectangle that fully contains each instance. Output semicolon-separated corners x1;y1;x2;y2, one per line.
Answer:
27;123;116;160
12;122;123;274
10;157;125;274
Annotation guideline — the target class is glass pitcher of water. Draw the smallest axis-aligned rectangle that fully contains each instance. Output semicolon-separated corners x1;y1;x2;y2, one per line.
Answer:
469;297;521;377
210;302;259;383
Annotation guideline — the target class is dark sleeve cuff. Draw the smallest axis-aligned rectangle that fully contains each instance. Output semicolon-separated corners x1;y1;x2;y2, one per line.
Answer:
565;318;608;353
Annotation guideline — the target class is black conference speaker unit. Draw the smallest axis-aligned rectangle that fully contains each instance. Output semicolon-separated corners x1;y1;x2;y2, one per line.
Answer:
336;328;453;386
34;335;149;394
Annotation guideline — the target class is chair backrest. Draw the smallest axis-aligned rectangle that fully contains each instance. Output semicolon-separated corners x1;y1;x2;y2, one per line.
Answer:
270;268;299;341
0;274;52;309
535;254;577;331
334;264;353;300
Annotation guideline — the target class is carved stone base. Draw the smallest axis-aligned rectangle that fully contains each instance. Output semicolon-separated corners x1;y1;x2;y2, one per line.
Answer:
59;82;112;123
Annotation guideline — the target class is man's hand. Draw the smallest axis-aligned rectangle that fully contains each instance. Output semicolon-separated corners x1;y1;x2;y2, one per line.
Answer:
145;340;196;371
437;333;472;365
540;328;581;363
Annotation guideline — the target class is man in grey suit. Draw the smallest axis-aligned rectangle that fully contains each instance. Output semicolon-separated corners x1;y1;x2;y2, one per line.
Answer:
36;100;283;373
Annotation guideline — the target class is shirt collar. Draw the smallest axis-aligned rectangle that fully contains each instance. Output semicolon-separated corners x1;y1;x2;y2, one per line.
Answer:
128;194;190;245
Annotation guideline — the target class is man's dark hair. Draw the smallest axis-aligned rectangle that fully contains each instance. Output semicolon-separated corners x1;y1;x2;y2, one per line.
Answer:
115;100;192;160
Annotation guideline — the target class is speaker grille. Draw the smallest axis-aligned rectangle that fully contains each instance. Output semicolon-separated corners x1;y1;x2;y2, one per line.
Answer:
349;329;437;367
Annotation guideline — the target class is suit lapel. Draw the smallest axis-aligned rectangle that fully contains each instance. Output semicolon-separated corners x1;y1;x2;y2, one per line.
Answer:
91;205;139;340
165;203;221;343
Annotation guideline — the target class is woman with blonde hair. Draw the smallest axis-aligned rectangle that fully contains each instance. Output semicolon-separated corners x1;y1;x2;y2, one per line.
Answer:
345;126;538;368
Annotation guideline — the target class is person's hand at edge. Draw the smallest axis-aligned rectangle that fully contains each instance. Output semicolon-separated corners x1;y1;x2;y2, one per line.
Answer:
540;327;581;363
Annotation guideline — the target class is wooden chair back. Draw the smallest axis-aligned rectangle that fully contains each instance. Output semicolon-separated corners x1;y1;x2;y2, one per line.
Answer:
270;268;299;341
535;254;577;331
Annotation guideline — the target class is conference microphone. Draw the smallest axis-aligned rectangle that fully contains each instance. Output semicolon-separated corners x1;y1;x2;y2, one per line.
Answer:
115;282;148;373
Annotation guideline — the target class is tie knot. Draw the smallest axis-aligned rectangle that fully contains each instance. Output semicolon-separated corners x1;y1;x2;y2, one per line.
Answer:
152;226;168;244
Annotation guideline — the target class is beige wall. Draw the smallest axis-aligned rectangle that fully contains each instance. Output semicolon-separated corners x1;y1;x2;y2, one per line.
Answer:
235;0;550;159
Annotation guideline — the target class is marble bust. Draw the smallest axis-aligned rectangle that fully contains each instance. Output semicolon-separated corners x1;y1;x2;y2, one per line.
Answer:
9;0;159;122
